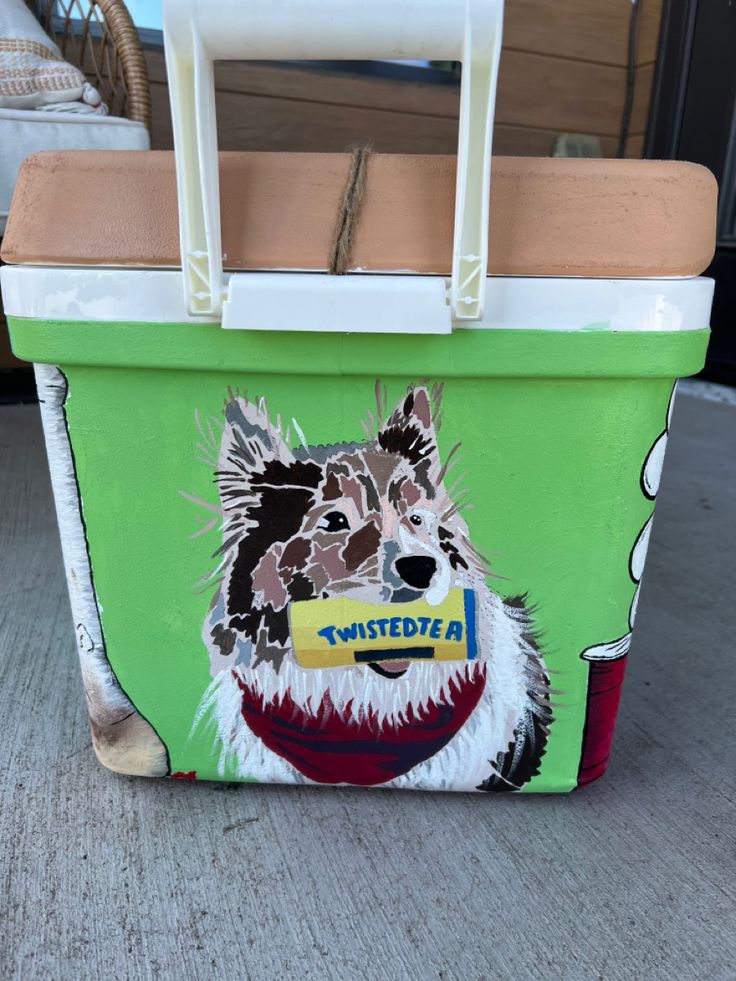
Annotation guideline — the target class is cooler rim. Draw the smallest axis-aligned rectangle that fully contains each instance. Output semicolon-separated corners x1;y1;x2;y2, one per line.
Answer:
1;266;715;332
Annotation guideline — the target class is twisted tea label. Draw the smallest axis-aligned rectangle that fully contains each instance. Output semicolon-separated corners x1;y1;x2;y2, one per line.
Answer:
289;589;478;669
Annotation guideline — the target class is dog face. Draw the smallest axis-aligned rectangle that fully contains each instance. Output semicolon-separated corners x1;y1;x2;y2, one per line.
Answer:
209;386;486;673
199;384;551;788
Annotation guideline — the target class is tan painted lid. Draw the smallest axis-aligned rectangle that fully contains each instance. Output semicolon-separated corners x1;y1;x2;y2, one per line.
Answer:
0;151;717;277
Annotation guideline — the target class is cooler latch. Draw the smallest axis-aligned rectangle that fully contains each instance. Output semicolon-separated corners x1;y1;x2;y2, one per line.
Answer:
221;274;452;334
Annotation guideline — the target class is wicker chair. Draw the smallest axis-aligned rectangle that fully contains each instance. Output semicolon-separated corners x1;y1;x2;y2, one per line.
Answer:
27;0;151;135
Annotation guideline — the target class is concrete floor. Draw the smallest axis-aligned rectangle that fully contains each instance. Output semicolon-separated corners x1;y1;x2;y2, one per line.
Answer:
0;387;734;981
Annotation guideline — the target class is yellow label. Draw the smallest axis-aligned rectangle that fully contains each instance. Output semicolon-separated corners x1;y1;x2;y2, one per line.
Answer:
289;589;478;669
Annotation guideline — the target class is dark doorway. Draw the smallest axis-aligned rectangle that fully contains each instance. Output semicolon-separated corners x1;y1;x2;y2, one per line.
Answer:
646;0;736;384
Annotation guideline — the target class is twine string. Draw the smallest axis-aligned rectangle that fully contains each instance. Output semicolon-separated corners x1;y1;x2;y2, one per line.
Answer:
329;142;373;275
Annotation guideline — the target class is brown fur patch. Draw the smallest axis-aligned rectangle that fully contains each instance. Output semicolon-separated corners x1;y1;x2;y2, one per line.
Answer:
356;471;380;512
410;389;432;428
342;521;382;572
322;472;341;500
312;543;347;580
252;550;288;608
211;623;236;657
401;480;421;506
339;475;365;512
280;537;311;571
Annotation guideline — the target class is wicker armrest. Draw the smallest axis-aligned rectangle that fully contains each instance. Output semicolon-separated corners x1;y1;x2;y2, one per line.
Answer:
27;0;151;134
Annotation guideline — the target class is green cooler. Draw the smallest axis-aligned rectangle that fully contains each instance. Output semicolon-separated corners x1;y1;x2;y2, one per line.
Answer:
0;0;717;793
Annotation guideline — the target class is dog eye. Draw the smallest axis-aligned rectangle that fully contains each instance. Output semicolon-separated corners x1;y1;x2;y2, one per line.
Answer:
409;514;423;527
319;511;350;532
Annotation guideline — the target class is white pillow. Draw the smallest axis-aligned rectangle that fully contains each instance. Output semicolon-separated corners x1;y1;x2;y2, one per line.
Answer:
0;0;87;109
0;108;150;234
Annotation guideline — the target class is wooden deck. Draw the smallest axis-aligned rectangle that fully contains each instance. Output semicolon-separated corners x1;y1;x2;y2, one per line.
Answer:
1;387;734;980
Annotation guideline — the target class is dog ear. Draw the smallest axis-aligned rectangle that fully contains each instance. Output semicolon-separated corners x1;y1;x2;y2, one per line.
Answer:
219;396;294;479
377;386;442;475
217;395;323;521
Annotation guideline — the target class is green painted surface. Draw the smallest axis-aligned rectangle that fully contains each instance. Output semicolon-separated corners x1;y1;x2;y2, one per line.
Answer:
8;317;709;378
12;318;706;790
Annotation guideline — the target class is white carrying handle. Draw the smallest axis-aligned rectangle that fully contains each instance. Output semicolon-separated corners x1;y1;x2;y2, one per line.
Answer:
163;0;504;323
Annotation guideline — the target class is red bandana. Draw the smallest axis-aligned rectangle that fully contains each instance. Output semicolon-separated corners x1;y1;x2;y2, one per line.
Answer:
236;665;486;786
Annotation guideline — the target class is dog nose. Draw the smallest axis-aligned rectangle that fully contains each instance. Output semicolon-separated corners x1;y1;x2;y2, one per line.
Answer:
395;556;437;590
